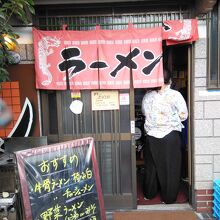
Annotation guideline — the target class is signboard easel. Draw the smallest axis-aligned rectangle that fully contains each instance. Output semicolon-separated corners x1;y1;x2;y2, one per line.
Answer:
15;137;106;220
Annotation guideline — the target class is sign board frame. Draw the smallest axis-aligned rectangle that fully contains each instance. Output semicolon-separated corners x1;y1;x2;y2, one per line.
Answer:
15;137;106;220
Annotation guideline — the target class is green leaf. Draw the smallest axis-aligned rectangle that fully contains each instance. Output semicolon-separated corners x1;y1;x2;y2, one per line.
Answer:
2;3;12;8
0;0;35;82
0;10;6;19
0;67;10;82
27;6;35;14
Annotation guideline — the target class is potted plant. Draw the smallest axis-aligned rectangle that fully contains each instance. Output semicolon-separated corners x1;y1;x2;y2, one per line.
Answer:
0;0;35;82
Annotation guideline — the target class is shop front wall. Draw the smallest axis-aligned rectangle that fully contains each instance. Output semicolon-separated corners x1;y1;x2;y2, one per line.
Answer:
193;19;217;213
10;6;219;213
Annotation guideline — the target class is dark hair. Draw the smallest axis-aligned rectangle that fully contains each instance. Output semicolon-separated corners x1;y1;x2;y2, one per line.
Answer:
148;68;172;91
163;68;172;85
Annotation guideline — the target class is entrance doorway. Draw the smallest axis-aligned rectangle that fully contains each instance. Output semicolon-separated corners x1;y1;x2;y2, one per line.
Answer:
135;44;190;205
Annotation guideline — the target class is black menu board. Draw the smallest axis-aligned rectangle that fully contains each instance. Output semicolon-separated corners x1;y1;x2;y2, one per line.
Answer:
15;137;106;220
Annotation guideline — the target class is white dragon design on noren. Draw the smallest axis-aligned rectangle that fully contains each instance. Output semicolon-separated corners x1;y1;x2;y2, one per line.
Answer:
38;36;61;86
171;20;192;41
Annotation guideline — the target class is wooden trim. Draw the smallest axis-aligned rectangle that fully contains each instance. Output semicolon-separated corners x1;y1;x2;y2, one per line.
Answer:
188;46;192;188
41;92;49;135
103;194;133;210
35;0;153;5
56;91;64;142
129;87;137;209
188;44;195;208
56;133;131;142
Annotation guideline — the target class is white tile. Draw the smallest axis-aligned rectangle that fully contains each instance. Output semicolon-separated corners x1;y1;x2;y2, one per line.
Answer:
195;164;213;181
194;120;213;137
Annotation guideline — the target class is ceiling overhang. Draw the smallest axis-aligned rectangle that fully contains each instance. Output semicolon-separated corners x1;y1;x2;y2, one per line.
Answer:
194;0;217;15
34;0;217;16
34;0;194;6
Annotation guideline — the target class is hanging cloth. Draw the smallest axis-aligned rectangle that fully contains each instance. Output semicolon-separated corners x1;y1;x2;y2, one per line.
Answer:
162;19;199;45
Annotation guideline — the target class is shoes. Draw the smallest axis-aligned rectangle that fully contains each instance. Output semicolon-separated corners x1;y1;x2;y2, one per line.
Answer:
144;197;150;200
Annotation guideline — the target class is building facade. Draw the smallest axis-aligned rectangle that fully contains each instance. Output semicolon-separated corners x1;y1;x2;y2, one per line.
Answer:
4;0;220;215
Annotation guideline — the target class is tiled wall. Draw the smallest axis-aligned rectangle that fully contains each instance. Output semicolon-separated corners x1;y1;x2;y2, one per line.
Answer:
18;44;34;64
0;82;21;138
196;189;214;213
0;42;35;138
193;20;218;213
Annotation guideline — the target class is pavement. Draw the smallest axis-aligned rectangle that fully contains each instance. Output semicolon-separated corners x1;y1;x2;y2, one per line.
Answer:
0;211;216;220
105;203;217;220
196;213;216;220
106;211;216;220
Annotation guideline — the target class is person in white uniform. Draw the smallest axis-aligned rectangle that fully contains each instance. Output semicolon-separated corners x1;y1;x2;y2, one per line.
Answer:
142;68;188;204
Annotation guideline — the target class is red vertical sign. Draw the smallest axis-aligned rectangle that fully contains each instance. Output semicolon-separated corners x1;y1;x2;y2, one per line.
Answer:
64;30;99;90
163;19;199;45
98;29;131;89
131;27;164;88
33;21;198;90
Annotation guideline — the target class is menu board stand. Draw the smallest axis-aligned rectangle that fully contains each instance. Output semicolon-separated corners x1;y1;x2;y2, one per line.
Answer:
15;137;106;220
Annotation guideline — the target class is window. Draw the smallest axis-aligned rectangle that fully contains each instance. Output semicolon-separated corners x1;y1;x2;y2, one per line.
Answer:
208;0;220;89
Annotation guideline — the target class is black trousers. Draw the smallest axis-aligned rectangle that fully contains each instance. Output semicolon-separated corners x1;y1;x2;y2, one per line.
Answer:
143;130;182;204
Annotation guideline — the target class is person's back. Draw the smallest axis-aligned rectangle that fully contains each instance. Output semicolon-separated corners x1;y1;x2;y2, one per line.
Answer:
141;68;188;204
142;85;188;139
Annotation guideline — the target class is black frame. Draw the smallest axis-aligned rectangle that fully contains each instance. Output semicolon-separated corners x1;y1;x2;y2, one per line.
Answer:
208;0;220;89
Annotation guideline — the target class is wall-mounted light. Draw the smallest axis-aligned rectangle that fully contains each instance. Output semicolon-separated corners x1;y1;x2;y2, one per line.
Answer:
2;34;21;64
3;34;19;51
